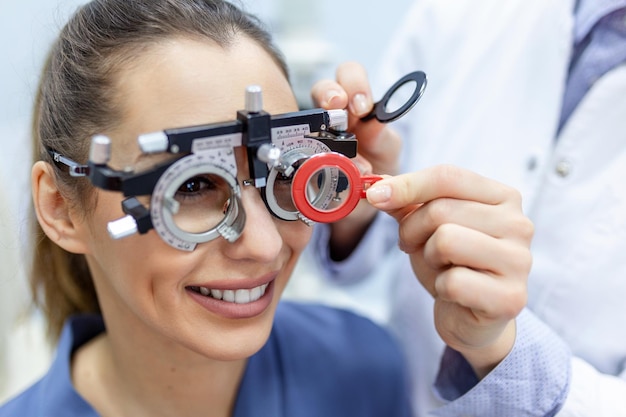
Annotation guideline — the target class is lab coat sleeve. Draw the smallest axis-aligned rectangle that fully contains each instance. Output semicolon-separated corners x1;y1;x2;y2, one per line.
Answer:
431;306;626;417
432;309;571;417
556;358;626;416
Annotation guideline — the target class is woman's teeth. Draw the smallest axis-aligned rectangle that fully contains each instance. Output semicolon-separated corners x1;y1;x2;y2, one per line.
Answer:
192;283;268;304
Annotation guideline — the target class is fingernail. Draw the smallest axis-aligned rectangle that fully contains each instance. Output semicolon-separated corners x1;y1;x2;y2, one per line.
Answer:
366;184;391;204
351;93;370;116
325;90;342;107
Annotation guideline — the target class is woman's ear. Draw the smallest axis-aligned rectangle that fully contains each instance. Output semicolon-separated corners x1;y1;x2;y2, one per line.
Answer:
32;161;88;254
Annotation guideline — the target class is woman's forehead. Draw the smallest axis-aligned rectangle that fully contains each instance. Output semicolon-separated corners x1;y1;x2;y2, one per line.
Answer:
117;36;295;125
107;36;297;167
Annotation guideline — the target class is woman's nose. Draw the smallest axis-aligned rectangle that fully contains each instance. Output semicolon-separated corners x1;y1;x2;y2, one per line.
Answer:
222;187;282;261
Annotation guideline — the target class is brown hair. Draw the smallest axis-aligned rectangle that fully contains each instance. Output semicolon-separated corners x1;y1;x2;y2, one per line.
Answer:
31;0;289;341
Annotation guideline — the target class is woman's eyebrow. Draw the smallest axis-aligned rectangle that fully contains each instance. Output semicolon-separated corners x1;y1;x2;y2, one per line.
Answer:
131;152;178;171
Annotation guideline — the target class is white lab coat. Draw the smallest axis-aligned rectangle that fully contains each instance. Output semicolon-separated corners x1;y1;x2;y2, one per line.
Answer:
298;0;626;415
377;0;626;415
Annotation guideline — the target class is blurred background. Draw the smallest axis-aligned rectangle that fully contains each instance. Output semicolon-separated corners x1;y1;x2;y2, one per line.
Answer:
0;0;411;401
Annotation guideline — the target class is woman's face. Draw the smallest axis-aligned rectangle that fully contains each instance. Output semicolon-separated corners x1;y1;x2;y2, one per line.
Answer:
77;36;309;361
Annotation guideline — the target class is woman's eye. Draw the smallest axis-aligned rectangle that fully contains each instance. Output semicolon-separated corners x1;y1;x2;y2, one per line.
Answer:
175;176;217;201
178;177;213;193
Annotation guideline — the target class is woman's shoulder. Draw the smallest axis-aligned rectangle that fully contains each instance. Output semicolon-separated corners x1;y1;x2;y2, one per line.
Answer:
0;380;43;417
0;315;104;417
274;301;403;360
280;302;405;386
266;301;411;416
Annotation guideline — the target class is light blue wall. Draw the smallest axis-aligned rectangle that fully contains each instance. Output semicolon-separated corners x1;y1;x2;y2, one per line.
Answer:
255;0;414;106
0;0;88;231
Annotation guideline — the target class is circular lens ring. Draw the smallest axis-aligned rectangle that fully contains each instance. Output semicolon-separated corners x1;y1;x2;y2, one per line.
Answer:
265;167;300;221
362;70;427;123
264;138;332;221
150;153;243;250
291;152;363;223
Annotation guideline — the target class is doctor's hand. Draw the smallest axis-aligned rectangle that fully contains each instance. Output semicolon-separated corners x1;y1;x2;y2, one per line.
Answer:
311;61;402;259
366;165;533;378
311;61;402;178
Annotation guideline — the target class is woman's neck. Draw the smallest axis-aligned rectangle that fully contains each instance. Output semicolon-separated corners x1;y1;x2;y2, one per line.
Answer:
72;331;247;417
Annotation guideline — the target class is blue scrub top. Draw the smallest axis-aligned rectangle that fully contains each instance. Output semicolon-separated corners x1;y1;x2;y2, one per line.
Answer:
0;302;412;416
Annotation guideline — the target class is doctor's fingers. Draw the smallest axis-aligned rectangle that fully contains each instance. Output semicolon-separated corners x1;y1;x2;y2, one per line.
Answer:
311;62;375;114
311;78;350;109
433;265;528;322
419;223;533;280
366;165;524;220
396;197;534;252
409;222;531;296
411;226;530;320
432;270;525;357
335;61;375;118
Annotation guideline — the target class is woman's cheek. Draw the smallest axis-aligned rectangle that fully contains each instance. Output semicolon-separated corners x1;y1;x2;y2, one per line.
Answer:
280;221;312;254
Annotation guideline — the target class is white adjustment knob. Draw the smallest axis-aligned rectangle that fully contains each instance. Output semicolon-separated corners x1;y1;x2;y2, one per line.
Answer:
107;215;138;239
257;144;281;167
328;109;348;131
90;135;111;165
245;85;263;113
138;131;169;153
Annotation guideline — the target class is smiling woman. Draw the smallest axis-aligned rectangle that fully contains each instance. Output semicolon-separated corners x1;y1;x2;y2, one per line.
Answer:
0;1;411;416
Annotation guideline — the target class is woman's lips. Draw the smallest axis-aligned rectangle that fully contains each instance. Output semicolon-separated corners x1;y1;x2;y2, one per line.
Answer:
185;277;276;319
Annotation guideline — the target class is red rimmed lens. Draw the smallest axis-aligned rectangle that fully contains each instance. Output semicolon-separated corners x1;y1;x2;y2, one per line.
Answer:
291;152;381;223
